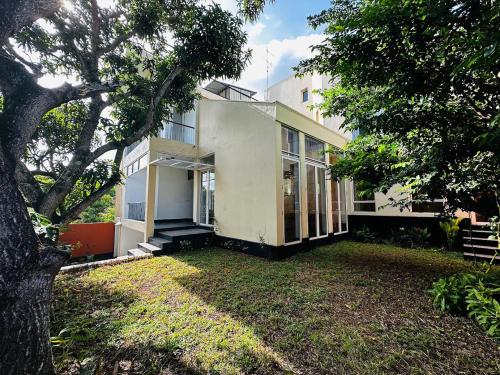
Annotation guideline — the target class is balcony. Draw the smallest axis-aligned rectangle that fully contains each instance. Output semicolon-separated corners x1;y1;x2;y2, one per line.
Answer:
128;202;145;221
161;120;195;145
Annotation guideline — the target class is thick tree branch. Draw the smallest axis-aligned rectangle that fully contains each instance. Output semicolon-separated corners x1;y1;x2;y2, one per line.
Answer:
36;95;109;218
59;175;120;224
51;80;121;104
0;0;62;46
58;149;124;224
14;161;45;208
5;43;43;78
97;30;135;56
92;66;184;160
31;170;58;179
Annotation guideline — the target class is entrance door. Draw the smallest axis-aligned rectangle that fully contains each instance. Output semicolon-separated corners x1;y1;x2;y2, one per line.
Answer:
307;164;328;239
200;170;215;225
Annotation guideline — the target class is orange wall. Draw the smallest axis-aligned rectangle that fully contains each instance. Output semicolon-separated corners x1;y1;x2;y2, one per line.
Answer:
60;223;115;257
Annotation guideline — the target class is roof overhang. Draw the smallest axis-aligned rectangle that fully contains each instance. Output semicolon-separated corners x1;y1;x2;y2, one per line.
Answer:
204;80;257;96
151;154;213;171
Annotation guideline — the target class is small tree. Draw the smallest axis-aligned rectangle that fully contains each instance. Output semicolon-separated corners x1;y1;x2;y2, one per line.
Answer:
77;187;115;223
0;0;250;373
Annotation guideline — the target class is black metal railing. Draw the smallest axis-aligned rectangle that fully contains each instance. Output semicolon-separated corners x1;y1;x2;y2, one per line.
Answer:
161;120;195;145
128;202;145;221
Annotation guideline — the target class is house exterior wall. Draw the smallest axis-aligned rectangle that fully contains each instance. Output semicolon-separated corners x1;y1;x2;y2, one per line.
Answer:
267;74;348;138
123;168;147;219
274;103;350;245
267;75;314;118
197;100;280;246
115;85;352;254
269;74;449;221
155;166;193;220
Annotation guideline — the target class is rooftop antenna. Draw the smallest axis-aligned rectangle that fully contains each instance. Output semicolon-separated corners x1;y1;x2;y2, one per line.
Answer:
265;47;274;101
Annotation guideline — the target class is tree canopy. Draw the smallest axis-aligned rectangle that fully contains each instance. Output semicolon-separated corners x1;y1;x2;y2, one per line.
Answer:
4;0;250;224
299;0;500;216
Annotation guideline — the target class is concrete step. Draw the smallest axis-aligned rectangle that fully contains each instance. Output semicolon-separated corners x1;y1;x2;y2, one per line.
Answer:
462;229;493;238
463;243;499;256
155;222;197;231
128;248;148;257
148;237;174;251
464;252;500;263
138;242;162;254
154;220;197;232
463;237;496;241
157;228;213;241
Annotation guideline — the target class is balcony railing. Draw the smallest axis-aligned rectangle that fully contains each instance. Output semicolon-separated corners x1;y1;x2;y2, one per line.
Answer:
128;202;145;221
161;120;195;145
125;140;140;155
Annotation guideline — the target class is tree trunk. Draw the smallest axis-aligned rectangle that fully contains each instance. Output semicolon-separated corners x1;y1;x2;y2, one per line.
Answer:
0;251;67;375
0;150;68;374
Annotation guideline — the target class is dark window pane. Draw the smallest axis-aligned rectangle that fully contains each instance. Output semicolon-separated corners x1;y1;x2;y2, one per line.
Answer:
354;202;376;211
283;159;301;243
412;201;443;213
305;136;325;162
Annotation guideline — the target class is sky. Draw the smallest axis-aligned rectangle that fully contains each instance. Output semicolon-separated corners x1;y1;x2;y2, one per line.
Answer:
210;0;330;99
38;0;330;98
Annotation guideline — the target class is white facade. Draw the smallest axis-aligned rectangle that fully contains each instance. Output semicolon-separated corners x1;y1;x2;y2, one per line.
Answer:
114;81;351;256
266;73;348;138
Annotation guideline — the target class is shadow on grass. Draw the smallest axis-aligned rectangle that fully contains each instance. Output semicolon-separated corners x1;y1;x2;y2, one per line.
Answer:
52;272;203;375
51;243;499;374
169;242;499;374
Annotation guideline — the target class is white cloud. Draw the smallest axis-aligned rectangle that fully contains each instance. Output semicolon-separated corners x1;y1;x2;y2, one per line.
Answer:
245;22;266;42
229;33;324;98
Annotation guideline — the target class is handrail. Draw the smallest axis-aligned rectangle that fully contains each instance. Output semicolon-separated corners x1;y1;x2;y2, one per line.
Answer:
166;119;195;129
161;120;195;145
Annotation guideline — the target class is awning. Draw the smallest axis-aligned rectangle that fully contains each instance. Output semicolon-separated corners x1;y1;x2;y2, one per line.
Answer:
151;153;213;171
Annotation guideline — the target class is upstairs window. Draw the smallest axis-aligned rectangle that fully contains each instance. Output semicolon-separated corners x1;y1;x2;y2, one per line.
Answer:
305;136;325;162
352;182;376;211
281;126;299;156
412;199;445;213
302;89;309;102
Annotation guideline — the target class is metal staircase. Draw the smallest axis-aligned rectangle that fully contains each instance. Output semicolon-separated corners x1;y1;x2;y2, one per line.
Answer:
462;224;499;262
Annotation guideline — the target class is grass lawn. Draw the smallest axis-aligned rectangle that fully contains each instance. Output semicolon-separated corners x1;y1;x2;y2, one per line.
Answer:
52;241;500;374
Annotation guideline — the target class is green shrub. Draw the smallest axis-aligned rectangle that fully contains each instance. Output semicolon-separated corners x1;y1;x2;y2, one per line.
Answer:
466;280;500;338
390;226;431;248
429;273;480;314
429;273;500;339
353;226;377;243
439;217;463;250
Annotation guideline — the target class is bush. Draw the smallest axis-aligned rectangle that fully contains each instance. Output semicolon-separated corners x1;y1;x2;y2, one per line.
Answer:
429;273;500;338
390;226;431;248
353;226;377;243
429;273;480;314
466;280;500;338
439;217;463;250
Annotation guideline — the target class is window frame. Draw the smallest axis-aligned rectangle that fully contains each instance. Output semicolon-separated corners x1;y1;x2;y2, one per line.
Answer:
410;198;445;213
282;154;302;246
301;88;309;103
281;126;300;157
351;181;376;212
305;135;325;163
